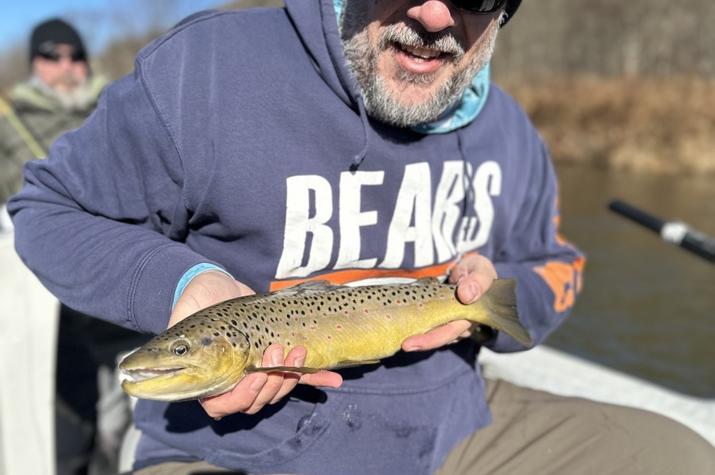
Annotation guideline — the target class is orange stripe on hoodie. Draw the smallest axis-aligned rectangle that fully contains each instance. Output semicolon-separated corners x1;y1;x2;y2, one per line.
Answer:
268;255;486;291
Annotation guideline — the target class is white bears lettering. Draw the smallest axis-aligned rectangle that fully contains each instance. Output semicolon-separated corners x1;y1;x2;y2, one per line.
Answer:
275;161;502;279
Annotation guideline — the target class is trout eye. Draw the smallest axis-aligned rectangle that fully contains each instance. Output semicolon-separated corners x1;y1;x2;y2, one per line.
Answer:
170;340;191;356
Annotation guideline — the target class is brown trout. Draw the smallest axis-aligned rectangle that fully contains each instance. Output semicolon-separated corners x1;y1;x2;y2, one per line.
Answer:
119;278;530;401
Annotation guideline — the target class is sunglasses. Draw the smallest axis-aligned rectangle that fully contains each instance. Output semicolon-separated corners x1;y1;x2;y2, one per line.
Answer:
452;0;507;14
37;44;86;63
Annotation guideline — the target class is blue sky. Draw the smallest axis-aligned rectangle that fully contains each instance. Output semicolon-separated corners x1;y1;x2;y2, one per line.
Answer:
1;0;227;54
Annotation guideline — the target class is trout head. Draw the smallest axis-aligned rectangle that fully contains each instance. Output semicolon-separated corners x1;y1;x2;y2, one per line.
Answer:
119;316;251;401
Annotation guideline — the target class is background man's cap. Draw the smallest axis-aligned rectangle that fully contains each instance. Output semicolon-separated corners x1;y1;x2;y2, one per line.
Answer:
29;18;87;66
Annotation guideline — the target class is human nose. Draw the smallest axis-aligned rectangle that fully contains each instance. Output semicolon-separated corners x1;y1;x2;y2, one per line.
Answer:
57;57;74;70
406;1;456;33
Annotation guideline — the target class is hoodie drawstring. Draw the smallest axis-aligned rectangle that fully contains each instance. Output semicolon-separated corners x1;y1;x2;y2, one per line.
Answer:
456;130;475;245
350;96;370;172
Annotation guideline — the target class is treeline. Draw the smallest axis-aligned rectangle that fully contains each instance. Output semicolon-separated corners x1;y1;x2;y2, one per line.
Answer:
496;0;715;78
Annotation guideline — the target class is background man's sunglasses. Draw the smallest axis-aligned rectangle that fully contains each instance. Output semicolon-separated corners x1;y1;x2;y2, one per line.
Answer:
452;0;507;14
37;50;86;63
37;43;86;63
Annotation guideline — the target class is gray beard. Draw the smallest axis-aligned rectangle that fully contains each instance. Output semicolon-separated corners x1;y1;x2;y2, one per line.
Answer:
30;75;95;111
341;2;499;128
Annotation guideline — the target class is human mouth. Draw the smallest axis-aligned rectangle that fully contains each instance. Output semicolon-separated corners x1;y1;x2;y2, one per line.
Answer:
391;42;452;75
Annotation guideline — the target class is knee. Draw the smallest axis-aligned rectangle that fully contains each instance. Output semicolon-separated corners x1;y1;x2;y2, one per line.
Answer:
606;406;714;473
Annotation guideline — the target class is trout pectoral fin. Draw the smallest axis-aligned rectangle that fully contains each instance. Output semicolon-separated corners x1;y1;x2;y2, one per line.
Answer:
245;365;321;374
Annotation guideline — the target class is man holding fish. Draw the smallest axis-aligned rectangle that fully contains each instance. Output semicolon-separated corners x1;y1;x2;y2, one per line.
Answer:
9;0;713;474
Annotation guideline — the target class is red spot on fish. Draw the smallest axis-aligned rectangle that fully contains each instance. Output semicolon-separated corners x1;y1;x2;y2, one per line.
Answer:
327;335;332;340
363;309;369;314
385;314;391;320
336;324;343;331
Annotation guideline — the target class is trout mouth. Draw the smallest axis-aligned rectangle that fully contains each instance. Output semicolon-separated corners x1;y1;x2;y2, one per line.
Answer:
120;366;187;383
120;364;234;402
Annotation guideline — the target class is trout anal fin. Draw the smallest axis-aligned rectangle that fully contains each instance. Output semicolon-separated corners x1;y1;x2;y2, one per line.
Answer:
332;359;380;369
245;365;321;374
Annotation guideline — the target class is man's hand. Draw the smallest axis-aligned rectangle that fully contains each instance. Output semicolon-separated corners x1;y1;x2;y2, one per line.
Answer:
402;253;497;352
169;271;342;419
200;344;341;418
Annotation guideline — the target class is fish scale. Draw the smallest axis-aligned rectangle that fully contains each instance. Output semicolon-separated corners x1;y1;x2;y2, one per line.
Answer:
119;278;531;401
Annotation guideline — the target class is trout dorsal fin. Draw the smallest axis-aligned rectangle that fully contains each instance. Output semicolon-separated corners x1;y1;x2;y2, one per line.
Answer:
410;277;441;285
270;280;346;297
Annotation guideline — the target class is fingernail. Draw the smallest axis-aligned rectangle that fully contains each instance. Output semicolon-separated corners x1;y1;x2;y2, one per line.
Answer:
466;282;480;302
295;354;305;367
271;347;282;366
404;345;422;352
250;376;265;393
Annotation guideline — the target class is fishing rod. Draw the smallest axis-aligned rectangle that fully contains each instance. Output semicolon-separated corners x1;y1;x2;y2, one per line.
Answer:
608;199;715;264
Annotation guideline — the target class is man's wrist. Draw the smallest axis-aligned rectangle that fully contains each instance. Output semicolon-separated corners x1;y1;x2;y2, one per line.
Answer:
172;263;234;309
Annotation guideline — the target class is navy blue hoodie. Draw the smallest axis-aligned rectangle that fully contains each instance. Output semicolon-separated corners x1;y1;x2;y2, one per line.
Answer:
10;1;584;473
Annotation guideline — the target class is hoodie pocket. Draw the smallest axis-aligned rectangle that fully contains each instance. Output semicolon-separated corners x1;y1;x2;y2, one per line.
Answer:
204;387;341;470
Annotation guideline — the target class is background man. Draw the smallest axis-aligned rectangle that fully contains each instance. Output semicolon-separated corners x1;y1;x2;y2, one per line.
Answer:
0;18;105;211
9;2;714;474
0;18;147;475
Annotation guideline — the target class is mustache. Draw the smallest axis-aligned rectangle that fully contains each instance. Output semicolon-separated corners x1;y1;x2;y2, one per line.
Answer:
379;23;465;58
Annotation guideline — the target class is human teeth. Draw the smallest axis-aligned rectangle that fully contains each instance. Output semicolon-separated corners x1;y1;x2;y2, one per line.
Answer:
402;45;441;59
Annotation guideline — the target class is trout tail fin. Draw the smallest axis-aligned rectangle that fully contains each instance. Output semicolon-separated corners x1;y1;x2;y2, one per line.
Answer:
477;279;533;347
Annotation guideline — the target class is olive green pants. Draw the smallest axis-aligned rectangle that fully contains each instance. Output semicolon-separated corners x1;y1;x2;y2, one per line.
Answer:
133;379;714;475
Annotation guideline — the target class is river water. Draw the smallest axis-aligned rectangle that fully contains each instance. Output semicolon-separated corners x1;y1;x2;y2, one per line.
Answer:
546;165;714;398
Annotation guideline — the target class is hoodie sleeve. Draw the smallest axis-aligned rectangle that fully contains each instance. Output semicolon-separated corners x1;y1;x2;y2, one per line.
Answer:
8;69;216;335
488;139;585;353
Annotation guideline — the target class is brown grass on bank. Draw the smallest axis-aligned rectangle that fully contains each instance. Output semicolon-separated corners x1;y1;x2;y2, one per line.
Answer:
501;76;715;175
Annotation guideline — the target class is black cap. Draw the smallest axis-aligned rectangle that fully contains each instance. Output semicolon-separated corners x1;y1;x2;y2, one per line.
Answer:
502;0;522;26
29;18;87;66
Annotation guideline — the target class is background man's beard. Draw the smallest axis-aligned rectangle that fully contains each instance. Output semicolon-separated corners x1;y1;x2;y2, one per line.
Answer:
341;7;500;128
31;74;93;110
